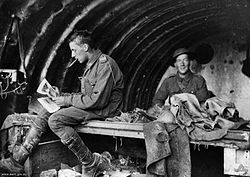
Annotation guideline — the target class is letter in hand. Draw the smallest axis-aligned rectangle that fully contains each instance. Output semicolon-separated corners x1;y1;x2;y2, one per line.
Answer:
37;79;60;97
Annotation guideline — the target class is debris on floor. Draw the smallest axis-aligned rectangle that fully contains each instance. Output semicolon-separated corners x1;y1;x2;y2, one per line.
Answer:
58;169;81;177
39;152;146;177
40;169;57;177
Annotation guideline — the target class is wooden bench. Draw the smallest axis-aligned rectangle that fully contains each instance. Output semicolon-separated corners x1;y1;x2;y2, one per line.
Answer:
36;121;250;176
74;121;250;148
73;121;250;176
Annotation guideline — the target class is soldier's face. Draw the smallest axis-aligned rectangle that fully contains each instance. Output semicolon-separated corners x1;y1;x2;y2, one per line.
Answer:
174;54;190;75
69;41;88;63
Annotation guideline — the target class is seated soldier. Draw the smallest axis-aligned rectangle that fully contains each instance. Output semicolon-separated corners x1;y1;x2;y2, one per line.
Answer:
0;30;124;177
144;48;211;177
151;47;210;117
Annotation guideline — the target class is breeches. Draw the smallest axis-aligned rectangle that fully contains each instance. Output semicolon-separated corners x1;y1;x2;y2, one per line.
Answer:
33;106;100;142
48;106;101;142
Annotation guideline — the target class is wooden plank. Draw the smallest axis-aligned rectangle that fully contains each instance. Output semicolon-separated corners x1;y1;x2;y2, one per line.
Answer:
75;121;250;149
76;126;144;139
190;140;239;149
131;174;147;177
77;121;250;142
225;130;250;142
79;121;144;131
75;122;144;139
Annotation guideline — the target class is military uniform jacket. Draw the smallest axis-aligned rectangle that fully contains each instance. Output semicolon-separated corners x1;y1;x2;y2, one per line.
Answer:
64;50;124;117
152;72;209;107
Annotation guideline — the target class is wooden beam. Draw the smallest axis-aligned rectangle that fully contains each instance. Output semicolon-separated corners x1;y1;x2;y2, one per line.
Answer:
75;121;144;139
75;121;250;149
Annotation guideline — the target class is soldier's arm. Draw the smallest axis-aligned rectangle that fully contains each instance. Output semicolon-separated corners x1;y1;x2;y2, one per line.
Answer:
63;60;114;109
195;76;210;103
152;79;170;107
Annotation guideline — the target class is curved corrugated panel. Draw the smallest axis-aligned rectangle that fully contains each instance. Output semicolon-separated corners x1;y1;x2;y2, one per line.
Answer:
0;0;249;111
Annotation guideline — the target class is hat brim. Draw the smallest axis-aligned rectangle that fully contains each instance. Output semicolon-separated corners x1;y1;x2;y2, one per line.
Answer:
169;52;196;67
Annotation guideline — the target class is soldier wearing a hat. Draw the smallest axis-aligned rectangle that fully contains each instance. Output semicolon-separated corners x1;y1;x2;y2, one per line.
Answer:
152;47;210;108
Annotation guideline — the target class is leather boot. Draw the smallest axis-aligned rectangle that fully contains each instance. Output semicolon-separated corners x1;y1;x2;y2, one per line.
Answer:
0;125;43;173
63;133;95;166
82;152;114;177
62;133;113;177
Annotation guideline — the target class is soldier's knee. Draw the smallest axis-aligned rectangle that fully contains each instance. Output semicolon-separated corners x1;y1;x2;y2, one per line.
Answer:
48;113;62;131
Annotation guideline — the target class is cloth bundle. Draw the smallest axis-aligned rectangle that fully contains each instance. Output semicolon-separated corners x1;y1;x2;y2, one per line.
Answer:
169;93;249;140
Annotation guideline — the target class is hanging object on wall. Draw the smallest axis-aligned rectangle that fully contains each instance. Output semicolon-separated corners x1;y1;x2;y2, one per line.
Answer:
0;69;27;99
194;43;214;65
0;15;27;99
242;45;250;78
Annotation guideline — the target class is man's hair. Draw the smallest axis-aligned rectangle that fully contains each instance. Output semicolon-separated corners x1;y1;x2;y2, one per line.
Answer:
69;30;97;49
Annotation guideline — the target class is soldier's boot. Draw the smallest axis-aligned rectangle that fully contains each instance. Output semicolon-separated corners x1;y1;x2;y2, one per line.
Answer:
0;125;43;173
62;134;113;177
82;152;114;177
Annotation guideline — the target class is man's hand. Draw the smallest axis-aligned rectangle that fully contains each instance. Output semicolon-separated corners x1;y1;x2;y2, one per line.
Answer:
48;86;60;98
157;109;175;124
147;104;163;117
51;96;67;107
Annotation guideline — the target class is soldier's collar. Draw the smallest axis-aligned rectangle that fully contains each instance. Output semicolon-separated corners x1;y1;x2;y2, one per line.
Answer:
176;71;192;82
87;49;102;67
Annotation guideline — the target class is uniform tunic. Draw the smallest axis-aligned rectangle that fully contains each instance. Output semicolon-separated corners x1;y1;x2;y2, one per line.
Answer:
152;72;209;107
46;50;124;142
64;49;124;117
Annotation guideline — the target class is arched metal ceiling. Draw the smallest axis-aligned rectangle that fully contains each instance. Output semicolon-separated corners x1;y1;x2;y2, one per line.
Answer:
0;0;249;111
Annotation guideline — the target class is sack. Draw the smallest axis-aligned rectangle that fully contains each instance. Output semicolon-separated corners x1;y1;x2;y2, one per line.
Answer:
0;113;36;159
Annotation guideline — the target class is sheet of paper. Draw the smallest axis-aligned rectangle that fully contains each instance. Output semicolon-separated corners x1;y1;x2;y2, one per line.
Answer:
37;78;58;97
37;97;60;113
